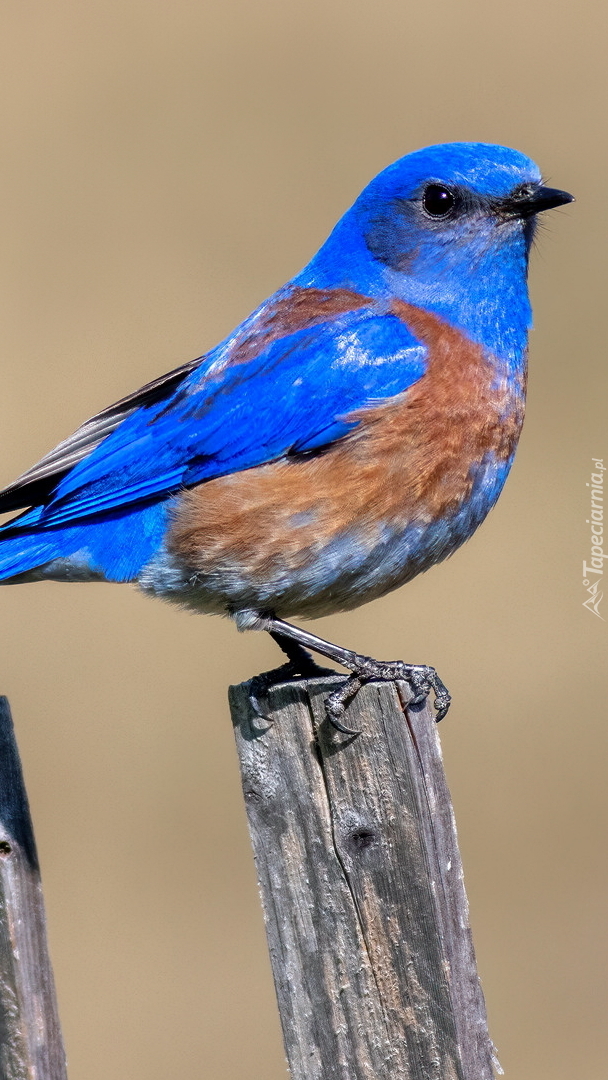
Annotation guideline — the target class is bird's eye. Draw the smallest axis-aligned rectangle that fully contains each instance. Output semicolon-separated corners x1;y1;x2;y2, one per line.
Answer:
422;184;456;217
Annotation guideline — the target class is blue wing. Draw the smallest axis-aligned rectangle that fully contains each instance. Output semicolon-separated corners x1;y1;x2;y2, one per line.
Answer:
1;292;427;533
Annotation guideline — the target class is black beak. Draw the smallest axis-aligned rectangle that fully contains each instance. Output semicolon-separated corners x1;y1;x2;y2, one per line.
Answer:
502;184;574;218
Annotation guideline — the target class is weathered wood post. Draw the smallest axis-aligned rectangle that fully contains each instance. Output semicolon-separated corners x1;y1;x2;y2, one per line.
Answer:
0;696;67;1080
229;674;498;1080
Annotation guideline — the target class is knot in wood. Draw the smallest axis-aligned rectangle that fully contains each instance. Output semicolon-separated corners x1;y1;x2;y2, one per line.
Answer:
338;810;381;857
347;826;378;852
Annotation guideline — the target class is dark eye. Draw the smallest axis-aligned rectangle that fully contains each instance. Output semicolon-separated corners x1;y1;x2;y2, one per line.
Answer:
422;184;456;217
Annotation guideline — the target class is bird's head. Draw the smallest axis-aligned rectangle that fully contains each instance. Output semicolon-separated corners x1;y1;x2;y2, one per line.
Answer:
300;142;573;361
358;142;572;272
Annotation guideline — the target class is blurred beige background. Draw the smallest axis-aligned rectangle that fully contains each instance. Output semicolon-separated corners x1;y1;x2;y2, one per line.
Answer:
0;1;604;1077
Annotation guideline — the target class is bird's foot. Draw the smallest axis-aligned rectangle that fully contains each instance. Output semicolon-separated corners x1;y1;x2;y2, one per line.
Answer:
324;657;451;734
248;632;335;725
249;614;451;736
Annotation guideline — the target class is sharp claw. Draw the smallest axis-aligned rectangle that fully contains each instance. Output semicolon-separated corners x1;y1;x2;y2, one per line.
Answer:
326;712;361;737
256;618;452;733
248;685;275;727
425;670;451;723
432;692;452;723
249;691;265;718
325;678;363;736
409;691;428;706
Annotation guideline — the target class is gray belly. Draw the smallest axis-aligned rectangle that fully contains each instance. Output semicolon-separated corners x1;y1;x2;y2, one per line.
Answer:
137;461;503;619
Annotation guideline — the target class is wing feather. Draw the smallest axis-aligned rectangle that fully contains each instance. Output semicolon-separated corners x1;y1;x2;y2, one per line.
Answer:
0;290;427;530
0;358;199;512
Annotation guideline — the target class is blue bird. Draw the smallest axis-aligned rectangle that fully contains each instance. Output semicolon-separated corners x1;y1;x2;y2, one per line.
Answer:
0;143;572;730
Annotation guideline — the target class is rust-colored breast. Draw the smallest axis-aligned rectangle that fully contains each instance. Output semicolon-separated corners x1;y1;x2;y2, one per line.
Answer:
167;303;526;582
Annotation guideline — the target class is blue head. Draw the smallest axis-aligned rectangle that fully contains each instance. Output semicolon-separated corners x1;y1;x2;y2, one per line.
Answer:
297;143;572;363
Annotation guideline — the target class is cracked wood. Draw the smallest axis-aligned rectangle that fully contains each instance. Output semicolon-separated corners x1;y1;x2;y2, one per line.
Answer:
229;676;497;1080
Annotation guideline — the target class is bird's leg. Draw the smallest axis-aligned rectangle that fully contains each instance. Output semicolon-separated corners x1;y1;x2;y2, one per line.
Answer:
259;615;451;734
269;630;336;679
247;629;335;725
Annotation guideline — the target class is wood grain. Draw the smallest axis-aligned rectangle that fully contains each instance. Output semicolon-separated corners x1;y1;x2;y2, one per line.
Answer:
229;675;497;1080
0;696;67;1080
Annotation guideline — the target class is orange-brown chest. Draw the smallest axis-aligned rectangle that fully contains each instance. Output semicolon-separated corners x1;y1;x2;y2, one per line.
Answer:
167;303;526;578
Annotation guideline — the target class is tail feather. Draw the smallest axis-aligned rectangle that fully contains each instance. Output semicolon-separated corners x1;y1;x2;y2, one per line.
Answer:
0;499;170;583
0;533;63;581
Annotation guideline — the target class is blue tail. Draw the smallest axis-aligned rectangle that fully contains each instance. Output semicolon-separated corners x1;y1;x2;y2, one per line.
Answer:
0;501;169;582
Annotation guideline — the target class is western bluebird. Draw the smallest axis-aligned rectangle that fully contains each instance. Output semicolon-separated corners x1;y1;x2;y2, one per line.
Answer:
0;143;572;730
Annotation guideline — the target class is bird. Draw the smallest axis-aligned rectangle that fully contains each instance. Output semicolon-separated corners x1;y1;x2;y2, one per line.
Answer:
0;142;572;731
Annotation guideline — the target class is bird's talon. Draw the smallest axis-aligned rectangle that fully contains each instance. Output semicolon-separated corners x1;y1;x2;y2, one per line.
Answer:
325;710;361;737
260;616;452;733
409;691;428;706
324;677;363;736
433;691;452;723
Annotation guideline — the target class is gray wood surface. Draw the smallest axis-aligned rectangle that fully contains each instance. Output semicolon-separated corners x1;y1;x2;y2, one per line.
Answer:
230;675;498;1080
0;696;67;1080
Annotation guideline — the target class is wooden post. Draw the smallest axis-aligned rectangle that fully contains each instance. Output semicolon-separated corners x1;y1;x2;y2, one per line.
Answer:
229;675;498;1080
0;696;67;1080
